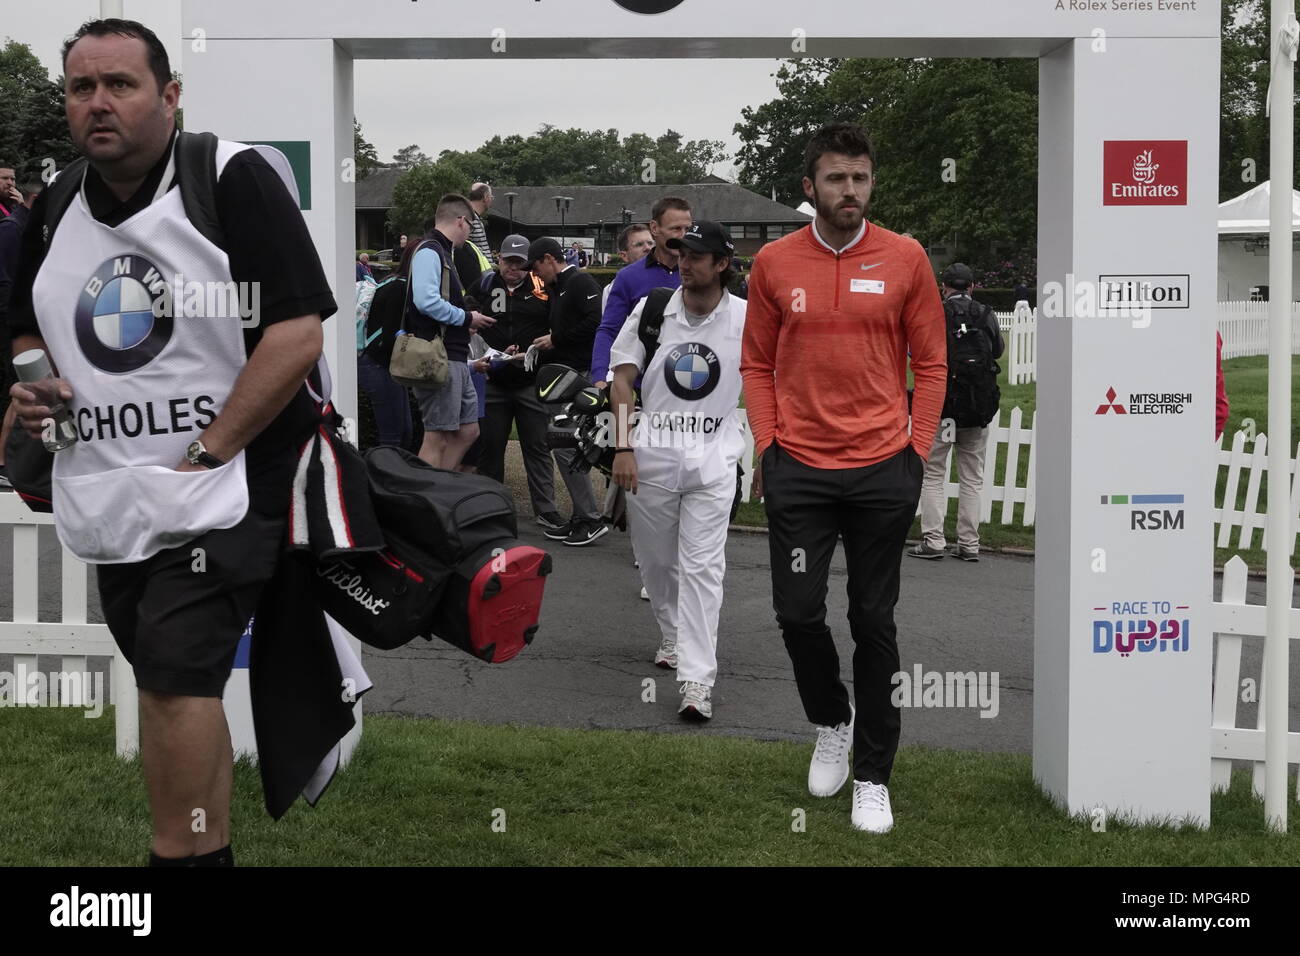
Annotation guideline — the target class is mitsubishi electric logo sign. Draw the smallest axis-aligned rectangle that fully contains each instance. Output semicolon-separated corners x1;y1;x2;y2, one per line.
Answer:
1095;386;1191;416
612;0;685;11
1103;141;1188;206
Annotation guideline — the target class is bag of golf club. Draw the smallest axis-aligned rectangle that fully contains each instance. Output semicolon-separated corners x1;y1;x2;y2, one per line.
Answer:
311;446;551;663
536;363;617;476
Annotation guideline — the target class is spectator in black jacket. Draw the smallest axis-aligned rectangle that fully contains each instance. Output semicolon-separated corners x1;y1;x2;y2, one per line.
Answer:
359;238;418;451
0;179;40;488
469;234;566;528
527;236;607;546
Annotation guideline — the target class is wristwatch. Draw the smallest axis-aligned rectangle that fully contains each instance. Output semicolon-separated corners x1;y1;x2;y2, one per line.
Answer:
186;439;225;469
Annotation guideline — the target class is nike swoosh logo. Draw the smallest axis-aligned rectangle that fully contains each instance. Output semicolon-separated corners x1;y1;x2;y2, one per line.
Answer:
861;262;884;271
587;293;599;299
539;376;561;398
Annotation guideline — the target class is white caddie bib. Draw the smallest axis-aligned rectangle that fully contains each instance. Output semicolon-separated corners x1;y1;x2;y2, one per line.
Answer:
632;289;747;492
31;142;253;563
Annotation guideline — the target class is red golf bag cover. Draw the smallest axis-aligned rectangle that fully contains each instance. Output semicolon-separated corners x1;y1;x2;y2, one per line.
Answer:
312;447;550;662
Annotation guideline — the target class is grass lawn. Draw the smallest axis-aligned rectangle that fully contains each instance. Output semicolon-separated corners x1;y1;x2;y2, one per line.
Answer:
0;707;1294;866
736;356;1300;571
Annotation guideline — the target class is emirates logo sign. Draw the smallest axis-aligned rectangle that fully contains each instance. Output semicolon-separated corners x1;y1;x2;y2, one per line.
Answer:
1103;141;1187;206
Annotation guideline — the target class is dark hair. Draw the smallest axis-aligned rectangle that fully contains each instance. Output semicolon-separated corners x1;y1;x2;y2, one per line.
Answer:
651;196;691;223
468;183;491;201
395;234;421;279
0;163;14;172
62;19;172;94
803;122;876;182
435;193;473;223
617;223;650;252
717;255;736;292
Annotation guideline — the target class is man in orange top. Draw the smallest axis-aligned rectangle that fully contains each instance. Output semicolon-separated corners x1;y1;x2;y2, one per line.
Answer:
741;122;948;834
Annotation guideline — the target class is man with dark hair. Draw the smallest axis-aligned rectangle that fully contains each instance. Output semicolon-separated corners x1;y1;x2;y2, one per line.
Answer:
472;233;558;525
590;196;692;387
909;262;1004;562
409;193;496;469
467;182;493;260
742;121;947;833
528;235;607;546
8;18;338;864
0;166;19;218
601;222;654;312
609;221;747;718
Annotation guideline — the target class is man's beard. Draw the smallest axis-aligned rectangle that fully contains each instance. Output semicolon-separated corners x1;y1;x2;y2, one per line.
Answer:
813;187;867;230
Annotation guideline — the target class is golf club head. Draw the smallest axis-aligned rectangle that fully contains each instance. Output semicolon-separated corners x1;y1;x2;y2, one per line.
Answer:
570;385;608;415
535;364;591;405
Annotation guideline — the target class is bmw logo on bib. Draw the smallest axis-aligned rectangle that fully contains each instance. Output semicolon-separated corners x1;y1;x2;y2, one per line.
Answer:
74;254;173;374
663;341;721;400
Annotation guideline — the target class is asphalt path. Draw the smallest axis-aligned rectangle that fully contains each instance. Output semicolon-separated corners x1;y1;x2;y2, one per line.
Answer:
8;502;1295;756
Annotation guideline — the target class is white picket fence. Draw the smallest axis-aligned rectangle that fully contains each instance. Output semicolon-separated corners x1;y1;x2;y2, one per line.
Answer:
1210;555;1300;798
739;418;1297;555
990;300;1300;384
0;492;139;756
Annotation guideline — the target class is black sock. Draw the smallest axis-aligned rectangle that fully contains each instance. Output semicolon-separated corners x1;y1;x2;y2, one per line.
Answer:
149;851;194;867
190;844;234;867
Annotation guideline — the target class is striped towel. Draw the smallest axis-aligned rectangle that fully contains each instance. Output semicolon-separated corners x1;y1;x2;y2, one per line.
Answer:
288;406;384;560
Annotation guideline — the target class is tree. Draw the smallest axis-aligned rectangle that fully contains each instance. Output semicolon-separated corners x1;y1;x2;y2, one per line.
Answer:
391;144;432;170
0;40;77;183
354;118;380;180
1219;0;1298;200
734;56;1037;268
387;158;472;237
437;125;728;186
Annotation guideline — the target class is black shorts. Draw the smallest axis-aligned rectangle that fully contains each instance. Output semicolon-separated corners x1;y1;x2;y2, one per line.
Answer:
97;506;286;698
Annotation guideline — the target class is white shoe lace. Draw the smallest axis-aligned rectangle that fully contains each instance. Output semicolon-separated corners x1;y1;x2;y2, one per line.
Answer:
813;722;850;765
657;639;677;657
854;782;888;813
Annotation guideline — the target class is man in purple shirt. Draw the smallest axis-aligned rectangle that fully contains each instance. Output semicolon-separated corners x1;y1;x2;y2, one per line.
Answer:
590;196;692;387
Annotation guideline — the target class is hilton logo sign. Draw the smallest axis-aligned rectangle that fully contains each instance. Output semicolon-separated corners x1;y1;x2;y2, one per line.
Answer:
1103;141;1188;206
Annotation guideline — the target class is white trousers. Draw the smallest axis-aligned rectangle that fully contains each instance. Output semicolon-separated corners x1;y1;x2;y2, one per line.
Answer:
626;474;734;687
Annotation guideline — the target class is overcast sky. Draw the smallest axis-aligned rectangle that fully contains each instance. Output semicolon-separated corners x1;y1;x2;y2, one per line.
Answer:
6;1;785;181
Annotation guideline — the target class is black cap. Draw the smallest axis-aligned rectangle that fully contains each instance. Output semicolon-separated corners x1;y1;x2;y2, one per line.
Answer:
941;262;973;289
667;220;735;258
527;237;564;265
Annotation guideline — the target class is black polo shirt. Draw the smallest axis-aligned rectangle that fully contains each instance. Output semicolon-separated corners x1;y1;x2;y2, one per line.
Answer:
7;130;337;510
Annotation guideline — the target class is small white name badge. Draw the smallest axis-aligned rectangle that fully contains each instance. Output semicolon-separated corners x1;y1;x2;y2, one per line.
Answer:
850;278;885;294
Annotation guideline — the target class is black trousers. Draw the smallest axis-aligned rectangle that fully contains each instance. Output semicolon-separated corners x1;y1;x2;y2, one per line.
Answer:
763;441;923;785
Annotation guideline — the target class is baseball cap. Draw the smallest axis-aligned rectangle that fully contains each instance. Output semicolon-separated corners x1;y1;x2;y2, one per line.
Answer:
499;234;530;261
527;237;564;265
667;220;735;258
941;262;974;289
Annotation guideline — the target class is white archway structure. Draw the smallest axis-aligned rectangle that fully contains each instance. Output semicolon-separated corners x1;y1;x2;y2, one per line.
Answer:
181;0;1221;825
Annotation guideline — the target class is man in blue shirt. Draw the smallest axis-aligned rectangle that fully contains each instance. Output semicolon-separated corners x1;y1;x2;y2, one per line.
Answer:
408;195;496;469
590;196;692;387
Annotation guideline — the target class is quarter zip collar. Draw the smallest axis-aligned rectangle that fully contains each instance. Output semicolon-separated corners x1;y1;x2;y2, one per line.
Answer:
810;219;866;255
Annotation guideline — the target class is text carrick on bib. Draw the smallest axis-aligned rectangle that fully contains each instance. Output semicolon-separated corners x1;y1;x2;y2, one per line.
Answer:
32;143;253;563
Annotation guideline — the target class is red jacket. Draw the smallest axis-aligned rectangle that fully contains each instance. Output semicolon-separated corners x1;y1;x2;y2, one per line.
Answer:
1215;332;1229;440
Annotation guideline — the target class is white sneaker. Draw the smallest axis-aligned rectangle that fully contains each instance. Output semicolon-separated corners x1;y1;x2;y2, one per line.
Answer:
639;586;649;601
851;781;894;833
678;681;712;720
808;706;853;797
653;638;677;669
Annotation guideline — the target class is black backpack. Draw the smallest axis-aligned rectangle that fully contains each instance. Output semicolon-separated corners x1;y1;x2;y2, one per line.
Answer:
941;297;1001;429
634;287;745;521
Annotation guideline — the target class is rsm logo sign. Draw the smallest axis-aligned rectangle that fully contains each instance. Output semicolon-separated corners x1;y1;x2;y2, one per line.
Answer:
612;0;686;12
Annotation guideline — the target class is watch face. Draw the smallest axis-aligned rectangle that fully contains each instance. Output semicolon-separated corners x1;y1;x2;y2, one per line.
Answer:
187;440;202;462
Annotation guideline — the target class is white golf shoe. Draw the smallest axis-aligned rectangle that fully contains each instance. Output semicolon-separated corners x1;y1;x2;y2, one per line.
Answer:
851;781;894;833
678;681;712;720
808;706;853;797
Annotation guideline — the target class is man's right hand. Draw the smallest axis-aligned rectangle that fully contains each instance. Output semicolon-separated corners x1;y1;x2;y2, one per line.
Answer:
468;311;496;332
10;380;73;440
750;448;765;500
594;380;608;391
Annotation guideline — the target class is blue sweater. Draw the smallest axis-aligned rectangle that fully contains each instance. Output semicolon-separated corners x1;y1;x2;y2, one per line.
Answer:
589;250;680;382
